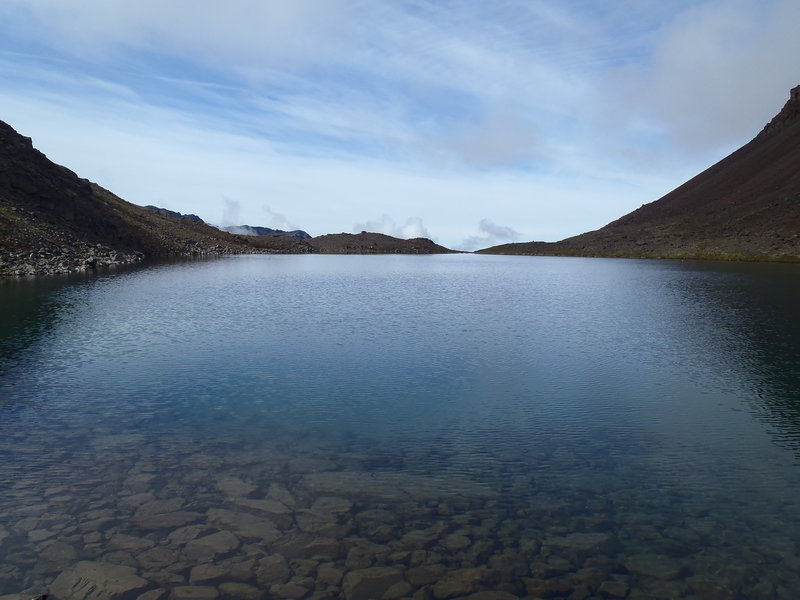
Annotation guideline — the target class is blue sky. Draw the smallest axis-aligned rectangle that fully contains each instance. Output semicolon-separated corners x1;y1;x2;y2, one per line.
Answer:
0;1;797;250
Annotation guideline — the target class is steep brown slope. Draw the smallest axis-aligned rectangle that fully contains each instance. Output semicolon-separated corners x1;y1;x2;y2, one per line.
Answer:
481;85;800;261
0;120;310;275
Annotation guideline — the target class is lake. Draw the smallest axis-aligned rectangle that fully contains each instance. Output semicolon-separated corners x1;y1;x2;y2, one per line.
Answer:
1;254;800;599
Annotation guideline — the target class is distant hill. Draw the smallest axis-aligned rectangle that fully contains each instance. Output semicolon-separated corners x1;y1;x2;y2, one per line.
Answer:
220;224;311;239
309;231;455;254
0;120;452;275
480;85;800;261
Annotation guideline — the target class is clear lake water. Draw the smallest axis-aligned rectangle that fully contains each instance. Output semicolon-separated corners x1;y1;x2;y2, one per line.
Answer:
1;254;800;599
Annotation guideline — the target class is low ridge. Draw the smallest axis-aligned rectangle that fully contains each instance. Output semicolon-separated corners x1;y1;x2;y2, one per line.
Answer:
310;232;454;254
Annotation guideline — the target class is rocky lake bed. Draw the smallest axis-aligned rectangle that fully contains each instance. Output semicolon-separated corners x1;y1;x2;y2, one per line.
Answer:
1;421;799;600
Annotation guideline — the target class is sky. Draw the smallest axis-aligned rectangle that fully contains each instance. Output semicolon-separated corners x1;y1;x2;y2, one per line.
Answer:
0;1;797;250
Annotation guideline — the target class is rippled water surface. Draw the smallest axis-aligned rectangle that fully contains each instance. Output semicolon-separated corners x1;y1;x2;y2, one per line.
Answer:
2;254;800;599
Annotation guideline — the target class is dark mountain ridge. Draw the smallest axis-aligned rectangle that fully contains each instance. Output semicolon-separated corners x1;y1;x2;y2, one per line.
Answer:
145;205;205;224
480;85;800;261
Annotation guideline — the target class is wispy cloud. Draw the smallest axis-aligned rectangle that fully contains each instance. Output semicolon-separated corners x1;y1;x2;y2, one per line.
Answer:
607;0;800;151
0;1;355;67
259;206;297;232
220;197;243;228
461;219;522;251
353;215;430;240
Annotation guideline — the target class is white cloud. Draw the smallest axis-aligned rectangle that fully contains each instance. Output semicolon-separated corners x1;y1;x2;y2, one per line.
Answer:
220;197;243;227
222;226;256;236
602;0;800;152
260;206;297;232
353;215;431;240
0;1;796;250
461;219;522;252
443;101;543;167
1;0;355;67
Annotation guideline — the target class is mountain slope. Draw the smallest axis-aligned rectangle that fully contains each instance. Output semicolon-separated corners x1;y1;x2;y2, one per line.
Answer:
0;120;311;275
0;120;453;275
480;85;800;261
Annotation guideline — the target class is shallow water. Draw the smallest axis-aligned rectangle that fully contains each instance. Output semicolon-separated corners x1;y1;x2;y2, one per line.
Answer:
1;254;800;599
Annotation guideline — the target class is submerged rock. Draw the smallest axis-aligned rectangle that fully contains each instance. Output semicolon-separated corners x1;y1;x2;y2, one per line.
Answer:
108;534;155;553
543;532;615;557
341;566;405;600
39;541;79;568
598;580;630;598
188;564;226;586
316;563;344;587
256;554;291;586
215;477;256;498
184;531;240;561
132;499;203;531
166;525;206;546
440;533;471;553
136;546;182;571
50;561;148;600
206;509;280;543
268;582;309;599
170;586;219;600
217;582;263;600
228;497;292;518
623;553;684;580
136;590;167;600
430;567;488;599
266;484;296;508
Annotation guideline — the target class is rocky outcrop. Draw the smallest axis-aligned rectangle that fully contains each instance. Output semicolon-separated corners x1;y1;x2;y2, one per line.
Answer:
0;239;142;277
758;84;800;139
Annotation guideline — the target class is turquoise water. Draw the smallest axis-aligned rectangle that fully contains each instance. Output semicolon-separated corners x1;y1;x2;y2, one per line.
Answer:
1;254;800;599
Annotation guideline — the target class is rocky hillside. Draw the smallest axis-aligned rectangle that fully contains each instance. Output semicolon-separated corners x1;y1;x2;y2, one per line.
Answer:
0;120;452;275
480;85;800;261
0;121;312;275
